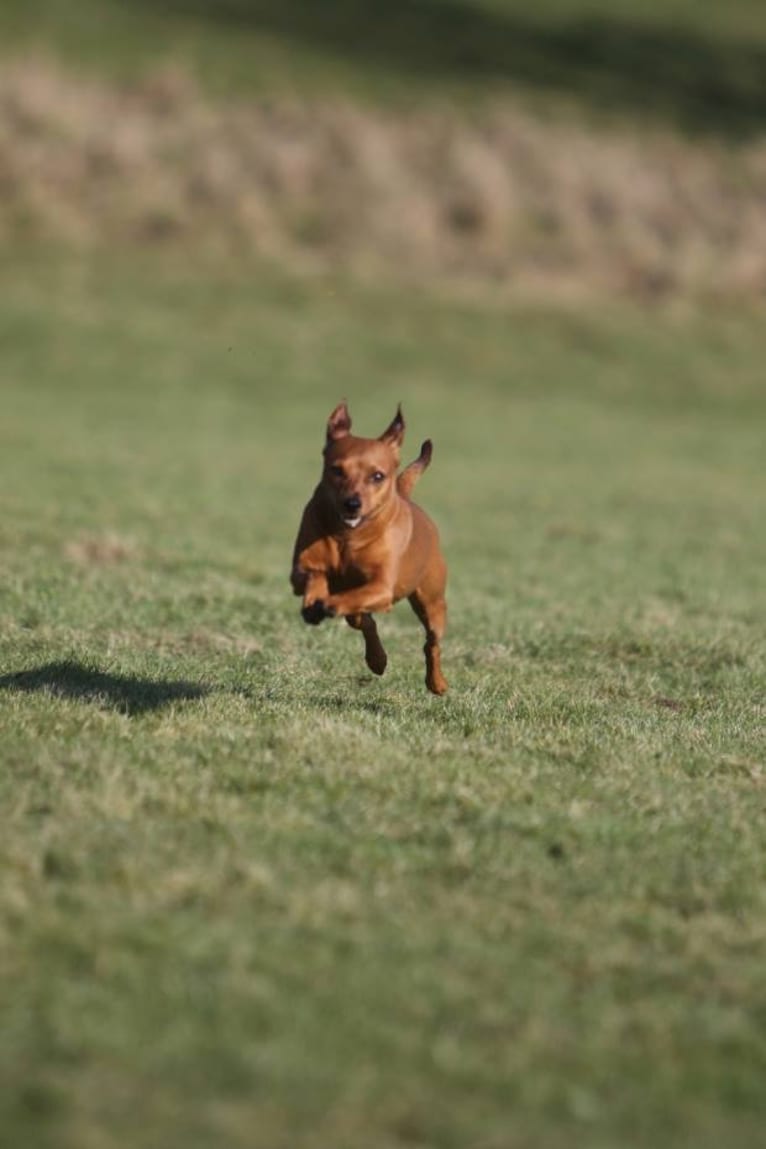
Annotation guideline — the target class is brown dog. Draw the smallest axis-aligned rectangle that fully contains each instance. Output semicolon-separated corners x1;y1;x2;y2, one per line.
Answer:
290;402;448;694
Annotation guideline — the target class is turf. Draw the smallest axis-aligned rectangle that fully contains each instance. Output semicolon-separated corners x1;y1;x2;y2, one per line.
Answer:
1;251;765;1148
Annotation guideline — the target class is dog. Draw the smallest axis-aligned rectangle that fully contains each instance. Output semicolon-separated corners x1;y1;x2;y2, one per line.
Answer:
290;402;448;694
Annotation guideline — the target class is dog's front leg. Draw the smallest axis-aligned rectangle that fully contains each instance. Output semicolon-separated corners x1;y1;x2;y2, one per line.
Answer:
300;570;332;625
325;572;395;619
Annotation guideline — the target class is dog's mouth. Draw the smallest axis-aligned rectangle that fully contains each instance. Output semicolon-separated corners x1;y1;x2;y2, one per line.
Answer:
342;515;363;529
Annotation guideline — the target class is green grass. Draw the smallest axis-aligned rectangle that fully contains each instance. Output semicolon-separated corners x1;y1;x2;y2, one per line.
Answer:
2;0;766;133
1;250;765;1148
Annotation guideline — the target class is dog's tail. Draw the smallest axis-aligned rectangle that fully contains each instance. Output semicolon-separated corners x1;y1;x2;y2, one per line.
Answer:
397;439;433;499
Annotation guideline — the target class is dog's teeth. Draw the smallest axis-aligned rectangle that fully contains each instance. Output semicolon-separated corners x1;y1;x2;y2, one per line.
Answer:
344;517;361;528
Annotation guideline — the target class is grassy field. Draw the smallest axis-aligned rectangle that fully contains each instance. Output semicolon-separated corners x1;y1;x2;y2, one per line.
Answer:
1;251;765;1147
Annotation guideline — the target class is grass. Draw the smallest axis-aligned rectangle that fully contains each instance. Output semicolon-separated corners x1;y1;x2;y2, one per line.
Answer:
1;0;765;132
0;249;764;1147
5;57;766;305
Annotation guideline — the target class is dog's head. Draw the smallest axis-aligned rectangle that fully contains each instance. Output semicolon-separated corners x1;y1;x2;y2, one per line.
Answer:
321;401;405;529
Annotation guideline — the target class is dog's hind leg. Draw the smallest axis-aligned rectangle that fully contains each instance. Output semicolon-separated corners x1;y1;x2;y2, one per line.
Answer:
408;578;448;696
346;613;388;676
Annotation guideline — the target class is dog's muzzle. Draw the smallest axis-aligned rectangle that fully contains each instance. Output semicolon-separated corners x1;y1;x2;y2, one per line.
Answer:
342;494;362;528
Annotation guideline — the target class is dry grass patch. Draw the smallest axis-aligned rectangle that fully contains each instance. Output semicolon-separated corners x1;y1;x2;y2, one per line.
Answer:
2;58;766;299
63;532;138;566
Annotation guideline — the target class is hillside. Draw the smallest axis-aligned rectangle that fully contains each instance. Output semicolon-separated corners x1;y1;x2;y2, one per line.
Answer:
2;59;765;301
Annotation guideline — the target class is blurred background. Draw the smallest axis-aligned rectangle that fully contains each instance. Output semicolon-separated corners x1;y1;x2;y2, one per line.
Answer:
2;0;765;698
2;0;765;298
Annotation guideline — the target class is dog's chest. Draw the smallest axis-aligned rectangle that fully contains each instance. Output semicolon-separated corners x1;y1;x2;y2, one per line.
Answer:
326;537;372;593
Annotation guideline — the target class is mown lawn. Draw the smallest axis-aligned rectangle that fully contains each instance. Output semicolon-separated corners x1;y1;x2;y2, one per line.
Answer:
1;251;765;1148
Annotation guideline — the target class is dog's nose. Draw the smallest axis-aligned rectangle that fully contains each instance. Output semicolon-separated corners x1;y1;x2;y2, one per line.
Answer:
344;495;362;513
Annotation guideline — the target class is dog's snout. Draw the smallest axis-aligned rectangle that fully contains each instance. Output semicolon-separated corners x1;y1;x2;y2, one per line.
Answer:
344;494;362;513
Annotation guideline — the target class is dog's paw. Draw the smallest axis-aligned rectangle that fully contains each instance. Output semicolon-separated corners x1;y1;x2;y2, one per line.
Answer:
301;601;326;625
301;600;336;625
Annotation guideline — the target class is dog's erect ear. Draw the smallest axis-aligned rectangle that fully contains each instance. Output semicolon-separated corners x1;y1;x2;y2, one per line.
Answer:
379;404;405;449
326;401;352;446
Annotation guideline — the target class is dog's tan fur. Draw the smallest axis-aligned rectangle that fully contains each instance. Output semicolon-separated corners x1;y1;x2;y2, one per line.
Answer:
290;402;448;694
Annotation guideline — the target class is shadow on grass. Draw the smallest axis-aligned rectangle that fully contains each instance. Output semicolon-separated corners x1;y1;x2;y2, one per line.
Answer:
0;660;210;716
146;0;766;136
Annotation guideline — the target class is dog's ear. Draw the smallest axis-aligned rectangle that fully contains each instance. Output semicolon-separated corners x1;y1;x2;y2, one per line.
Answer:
379;404;405;449
326;401;352;445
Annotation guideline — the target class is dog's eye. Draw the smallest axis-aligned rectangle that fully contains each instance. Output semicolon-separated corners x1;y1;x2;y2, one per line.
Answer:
330;465;344;478
371;471;386;484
